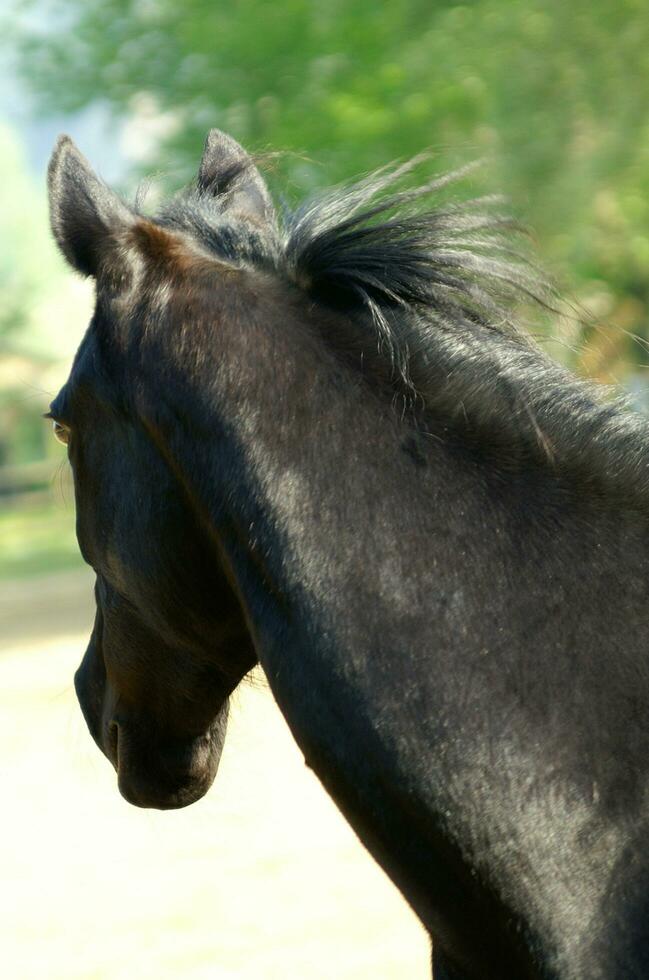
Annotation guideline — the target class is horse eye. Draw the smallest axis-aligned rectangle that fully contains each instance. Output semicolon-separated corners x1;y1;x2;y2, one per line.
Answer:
52;420;70;445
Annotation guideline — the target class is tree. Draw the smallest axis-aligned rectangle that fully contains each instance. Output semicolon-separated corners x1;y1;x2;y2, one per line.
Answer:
13;0;649;361
0;122;64;352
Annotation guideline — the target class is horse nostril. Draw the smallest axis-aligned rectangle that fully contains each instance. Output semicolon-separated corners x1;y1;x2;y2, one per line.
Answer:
106;720;120;769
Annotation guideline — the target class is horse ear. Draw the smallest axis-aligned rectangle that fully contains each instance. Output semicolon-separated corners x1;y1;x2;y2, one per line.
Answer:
197;129;274;224
47;135;134;277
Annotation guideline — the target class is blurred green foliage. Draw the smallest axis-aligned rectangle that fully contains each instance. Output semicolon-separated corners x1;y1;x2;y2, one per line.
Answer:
15;0;649;302
0;123;63;349
0;500;81;578
4;0;649;576
0;123;79;476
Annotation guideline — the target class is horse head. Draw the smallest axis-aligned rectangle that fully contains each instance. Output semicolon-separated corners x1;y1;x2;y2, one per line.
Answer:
47;131;270;808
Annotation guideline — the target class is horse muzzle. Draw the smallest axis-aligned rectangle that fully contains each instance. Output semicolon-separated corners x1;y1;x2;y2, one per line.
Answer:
109;703;229;810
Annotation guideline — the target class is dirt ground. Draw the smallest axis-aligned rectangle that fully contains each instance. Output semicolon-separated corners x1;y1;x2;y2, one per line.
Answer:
0;568;429;978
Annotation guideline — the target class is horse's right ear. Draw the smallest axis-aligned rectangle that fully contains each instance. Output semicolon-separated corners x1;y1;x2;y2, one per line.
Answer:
47;136;134;277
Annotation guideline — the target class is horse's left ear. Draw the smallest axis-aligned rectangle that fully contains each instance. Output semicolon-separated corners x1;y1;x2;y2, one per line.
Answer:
48;135;135;277
197;129;275;224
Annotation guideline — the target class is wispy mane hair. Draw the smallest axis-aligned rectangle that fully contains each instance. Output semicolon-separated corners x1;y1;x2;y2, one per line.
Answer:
156;156;649;513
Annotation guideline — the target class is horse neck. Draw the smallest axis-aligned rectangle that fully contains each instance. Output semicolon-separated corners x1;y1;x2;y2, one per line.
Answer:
141;274;458;661
140;272;649;726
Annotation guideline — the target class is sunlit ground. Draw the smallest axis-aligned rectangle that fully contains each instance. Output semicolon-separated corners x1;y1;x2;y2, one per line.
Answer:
0;568;429;979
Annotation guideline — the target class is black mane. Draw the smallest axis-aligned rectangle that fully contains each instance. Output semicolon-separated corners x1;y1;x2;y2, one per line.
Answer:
156;159;649;512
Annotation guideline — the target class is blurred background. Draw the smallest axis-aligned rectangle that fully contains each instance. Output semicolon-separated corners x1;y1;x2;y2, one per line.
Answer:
1;0;648;977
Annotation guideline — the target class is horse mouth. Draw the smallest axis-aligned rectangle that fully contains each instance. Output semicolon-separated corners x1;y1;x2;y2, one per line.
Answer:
111;708;228;811
74;638;230;810
106;720;119;770
116;753;216;810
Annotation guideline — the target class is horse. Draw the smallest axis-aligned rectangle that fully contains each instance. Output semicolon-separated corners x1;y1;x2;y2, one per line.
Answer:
46;129;649;979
